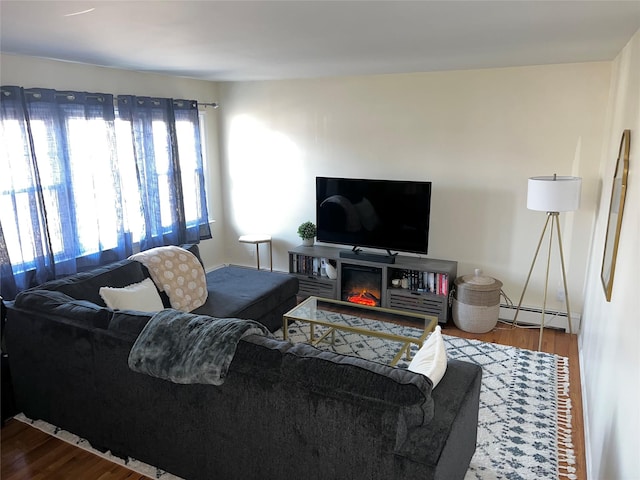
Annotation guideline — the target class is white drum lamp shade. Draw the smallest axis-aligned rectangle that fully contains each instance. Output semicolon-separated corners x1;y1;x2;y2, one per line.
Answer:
527;176;582;212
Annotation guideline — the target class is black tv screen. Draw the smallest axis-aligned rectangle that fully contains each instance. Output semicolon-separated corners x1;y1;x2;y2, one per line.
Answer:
316;177;431;254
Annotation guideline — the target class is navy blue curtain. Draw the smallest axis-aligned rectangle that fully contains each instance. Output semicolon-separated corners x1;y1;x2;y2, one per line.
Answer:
117;96;210;250
1;87;53;298
0;217;19;300
0;86;211;299
173;100;211;243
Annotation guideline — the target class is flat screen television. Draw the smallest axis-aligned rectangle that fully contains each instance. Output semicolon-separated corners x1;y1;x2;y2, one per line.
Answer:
316;177;431;255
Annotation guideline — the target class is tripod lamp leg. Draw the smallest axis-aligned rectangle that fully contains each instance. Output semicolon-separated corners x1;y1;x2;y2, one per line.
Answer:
514;215;552;327
538;214;555;351
554;214;574;335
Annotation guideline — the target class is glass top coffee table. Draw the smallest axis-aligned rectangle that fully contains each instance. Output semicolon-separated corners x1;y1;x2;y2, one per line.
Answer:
282;296;438;366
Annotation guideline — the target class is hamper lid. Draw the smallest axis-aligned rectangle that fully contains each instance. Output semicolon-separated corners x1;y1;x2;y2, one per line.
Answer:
455;269;503;291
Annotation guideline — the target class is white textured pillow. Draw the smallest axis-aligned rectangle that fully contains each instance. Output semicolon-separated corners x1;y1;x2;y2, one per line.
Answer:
99;278;164;312
408;326;448;388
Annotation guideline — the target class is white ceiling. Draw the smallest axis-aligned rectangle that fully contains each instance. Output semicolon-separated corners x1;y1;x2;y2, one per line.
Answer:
1;1;639;82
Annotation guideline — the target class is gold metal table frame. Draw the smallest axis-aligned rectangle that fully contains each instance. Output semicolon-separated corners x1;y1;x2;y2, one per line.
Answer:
283;296;438;366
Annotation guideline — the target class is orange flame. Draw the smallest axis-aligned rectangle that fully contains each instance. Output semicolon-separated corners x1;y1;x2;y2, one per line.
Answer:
347;290;378;307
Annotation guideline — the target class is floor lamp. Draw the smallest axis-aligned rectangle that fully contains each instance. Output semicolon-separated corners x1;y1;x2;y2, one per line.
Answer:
513;174;582;351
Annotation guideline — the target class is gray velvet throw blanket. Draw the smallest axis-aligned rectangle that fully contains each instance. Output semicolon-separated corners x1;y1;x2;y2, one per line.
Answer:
128;309;270;385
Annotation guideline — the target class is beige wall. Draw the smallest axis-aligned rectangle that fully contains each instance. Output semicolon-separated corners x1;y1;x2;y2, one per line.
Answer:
218;63;610;315
579;30;640;479
0;53;225;269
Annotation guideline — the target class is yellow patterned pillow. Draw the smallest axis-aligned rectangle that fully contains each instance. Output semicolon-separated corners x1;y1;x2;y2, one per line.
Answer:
130;246;208;312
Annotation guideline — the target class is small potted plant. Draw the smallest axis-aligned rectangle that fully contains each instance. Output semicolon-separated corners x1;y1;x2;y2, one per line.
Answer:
297;221;317;246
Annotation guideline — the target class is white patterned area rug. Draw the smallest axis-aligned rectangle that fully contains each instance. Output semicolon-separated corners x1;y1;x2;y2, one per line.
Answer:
277;317;577;480
15;317;576;480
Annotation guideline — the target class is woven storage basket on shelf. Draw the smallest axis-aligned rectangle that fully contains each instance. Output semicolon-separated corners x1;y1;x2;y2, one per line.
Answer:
452;269;503;333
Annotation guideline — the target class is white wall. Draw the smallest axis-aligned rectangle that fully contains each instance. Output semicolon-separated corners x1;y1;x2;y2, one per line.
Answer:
579;30;640;480
217;63;610;316
0;53;226;269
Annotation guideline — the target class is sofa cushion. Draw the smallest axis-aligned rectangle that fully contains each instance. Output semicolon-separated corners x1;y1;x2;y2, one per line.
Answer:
99;278;165;312
231;334;292;377
38;259;149;306
108;310;154;338
282;342;434;415
192;266;298;323
13;289;112;329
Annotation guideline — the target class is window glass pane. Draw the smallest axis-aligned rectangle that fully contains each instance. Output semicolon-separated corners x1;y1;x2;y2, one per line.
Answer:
198;112;211;222
152;120;173;230
2;117;66;261
66;116;120;252
114;118;143;242
29;118;65;256
0;118;40;267
0;194;34;267
176;119;197;225
0;119;32;191
30;118;61;189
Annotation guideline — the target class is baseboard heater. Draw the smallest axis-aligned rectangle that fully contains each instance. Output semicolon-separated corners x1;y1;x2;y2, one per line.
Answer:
499;303;581;333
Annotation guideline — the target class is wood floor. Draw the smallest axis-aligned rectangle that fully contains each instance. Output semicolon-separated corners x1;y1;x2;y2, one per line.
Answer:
1;419;148;480
1;322;585;480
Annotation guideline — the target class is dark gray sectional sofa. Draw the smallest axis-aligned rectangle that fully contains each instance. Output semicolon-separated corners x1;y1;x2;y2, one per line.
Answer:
5;244;482;480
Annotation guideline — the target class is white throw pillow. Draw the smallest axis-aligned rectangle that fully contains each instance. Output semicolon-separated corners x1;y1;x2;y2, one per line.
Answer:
99;278;164;312
408;325;447;388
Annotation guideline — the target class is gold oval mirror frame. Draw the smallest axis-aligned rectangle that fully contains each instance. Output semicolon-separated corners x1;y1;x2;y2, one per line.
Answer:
601;129;630;302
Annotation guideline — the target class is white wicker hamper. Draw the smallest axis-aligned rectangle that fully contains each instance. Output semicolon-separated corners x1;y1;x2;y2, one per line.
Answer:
452;269;503;333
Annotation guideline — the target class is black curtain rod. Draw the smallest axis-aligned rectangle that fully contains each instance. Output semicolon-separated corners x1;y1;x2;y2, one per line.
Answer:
19;89;219;108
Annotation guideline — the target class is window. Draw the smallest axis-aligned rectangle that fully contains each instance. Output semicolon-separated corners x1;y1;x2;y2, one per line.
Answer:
0;86;211;297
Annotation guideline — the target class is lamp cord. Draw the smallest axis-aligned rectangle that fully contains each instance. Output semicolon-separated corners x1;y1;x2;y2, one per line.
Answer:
497;289;550;330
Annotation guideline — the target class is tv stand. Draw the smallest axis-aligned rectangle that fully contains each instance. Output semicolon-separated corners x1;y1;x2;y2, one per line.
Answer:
339;248;396;264
288;245;457;325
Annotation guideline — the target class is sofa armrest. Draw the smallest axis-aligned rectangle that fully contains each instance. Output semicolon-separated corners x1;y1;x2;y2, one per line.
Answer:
396;359;482;473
